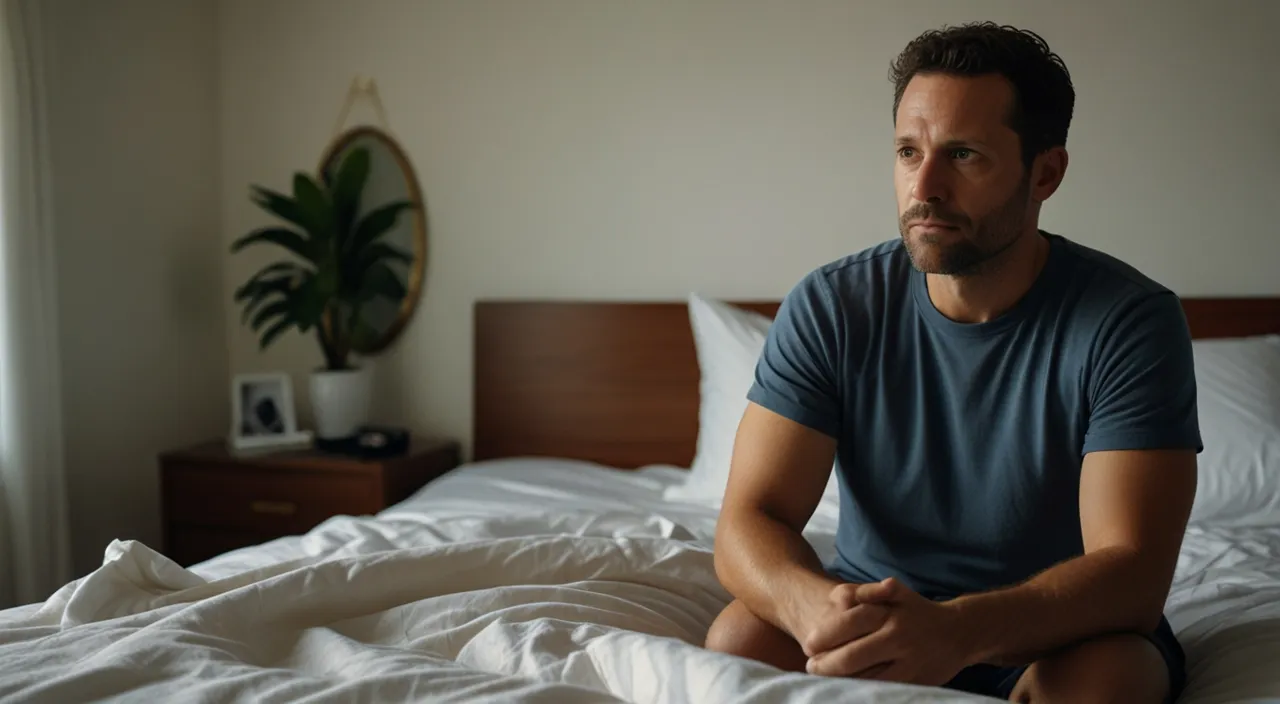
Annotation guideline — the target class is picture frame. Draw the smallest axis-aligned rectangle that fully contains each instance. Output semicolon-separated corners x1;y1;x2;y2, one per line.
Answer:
229;372;312;452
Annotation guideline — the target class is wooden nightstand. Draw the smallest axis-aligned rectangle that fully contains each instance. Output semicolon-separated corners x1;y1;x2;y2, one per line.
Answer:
159;437;461;566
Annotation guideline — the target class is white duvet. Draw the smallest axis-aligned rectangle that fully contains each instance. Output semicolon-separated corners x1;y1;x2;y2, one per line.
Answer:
1;458;1278;703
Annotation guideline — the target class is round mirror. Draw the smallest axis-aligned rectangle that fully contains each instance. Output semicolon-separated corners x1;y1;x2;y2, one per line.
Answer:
317;126;426;355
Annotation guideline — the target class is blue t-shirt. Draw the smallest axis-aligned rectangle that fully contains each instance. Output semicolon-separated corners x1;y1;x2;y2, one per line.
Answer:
746;232;1202;599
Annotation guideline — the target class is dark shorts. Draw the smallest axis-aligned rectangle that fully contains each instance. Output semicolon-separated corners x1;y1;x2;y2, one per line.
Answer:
943;615;1186;701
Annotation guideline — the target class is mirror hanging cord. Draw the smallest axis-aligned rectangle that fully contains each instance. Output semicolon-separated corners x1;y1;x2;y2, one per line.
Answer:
332;76;393;138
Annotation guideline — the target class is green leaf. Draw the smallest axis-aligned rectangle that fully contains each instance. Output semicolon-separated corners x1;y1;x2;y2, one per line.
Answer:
234;262;300;300
289;273;329;331
351;242;413;279
331;147;370;238
238;278;295;324
336;242;411;301
314;259;340;300
237;272;295;299
358;262;408;301
250;300;291;331
242;290;285;324
249;185;313;234
230;227;315;263
292;173;335;242
259;317;295;350
247;260;299;280
347;200;416;256
350;317;380;350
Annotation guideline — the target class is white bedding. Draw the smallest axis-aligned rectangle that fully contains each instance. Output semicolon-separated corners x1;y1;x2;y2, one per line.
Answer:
1;457;1278;703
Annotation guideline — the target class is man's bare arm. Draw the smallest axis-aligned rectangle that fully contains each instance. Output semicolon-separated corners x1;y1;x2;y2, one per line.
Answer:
713;402;840;638
946;448;1196;667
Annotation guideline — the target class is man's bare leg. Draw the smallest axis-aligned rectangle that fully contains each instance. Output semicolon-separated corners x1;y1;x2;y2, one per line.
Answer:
1009;633;1170;704
704;599;808;673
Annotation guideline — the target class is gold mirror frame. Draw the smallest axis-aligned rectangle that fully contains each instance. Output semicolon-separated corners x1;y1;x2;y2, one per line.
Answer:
317;126;428;355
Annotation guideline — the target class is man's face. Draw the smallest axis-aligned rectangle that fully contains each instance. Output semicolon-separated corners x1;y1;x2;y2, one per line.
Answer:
894;73;1033;276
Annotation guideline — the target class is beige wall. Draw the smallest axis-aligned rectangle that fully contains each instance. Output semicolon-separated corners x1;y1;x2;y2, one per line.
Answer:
44;0;225;575
219;1;1280;457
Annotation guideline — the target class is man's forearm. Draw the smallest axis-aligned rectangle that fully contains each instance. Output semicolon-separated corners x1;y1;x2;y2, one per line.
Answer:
714;509;840;637
946;546;1171;667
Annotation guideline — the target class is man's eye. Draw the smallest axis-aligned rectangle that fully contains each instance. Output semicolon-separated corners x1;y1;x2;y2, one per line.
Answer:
898;147;916;159
951;148;973;160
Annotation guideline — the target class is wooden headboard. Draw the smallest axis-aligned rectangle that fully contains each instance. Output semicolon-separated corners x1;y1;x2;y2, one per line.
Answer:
473;297;1280;469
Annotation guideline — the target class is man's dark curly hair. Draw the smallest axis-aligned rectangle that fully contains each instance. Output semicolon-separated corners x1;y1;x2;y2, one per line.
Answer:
890;22;1075;169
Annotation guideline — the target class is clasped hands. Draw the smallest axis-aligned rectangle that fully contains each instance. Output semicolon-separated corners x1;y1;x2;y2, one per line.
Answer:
797;577;973;686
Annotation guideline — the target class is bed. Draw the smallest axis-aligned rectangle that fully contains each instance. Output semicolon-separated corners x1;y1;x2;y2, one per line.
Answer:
1;296;1279;703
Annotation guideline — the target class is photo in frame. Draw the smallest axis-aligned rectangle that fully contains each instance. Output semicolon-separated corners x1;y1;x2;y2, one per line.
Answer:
229;372;312;452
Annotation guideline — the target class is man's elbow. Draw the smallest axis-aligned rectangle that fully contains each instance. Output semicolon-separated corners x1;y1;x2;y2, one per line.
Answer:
712;546;734;593
712;513;744;594
1118;551;1173;634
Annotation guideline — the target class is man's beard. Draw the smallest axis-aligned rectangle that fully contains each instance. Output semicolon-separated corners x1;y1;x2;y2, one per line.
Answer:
899;176;1032;277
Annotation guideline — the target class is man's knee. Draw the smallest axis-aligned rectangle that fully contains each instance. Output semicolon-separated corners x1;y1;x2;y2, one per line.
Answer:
703;599;775;655
1010;633;1171;704
704;599;807;672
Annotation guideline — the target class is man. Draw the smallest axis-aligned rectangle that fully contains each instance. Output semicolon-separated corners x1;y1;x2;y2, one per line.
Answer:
705;22;1199;703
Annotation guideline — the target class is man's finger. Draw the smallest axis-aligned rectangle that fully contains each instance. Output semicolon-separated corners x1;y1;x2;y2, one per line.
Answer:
801;603;889;656
805;626;895;677
853;577;902;604
828;582;860;610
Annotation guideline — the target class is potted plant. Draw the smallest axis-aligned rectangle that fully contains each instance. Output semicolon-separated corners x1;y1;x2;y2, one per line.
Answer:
230;147;415;440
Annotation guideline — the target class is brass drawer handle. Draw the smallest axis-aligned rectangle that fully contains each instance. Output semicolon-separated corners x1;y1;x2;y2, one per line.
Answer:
250;500;297;516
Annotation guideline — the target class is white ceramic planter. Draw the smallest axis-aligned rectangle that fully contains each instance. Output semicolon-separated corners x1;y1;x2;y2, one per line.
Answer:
309;367;373;439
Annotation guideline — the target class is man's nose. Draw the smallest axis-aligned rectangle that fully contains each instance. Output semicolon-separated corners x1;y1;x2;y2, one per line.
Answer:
911;154;950;204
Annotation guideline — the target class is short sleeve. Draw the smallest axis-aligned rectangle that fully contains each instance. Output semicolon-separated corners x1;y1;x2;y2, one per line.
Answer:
746;270;843;438
1082;292;1203;455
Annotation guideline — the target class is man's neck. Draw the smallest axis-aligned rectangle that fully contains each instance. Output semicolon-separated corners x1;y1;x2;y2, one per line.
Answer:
926;230;1050;324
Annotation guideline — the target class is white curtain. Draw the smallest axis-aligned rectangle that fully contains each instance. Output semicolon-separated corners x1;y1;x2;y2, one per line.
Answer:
0;0;71;608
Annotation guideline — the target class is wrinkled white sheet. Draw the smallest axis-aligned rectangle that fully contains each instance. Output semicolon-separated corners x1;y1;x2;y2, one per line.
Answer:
1168;523;1280;703
0;457;1277;703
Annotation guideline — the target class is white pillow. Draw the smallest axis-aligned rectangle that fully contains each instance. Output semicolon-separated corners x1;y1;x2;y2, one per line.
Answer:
664;293;839;507
1188;334;1280;526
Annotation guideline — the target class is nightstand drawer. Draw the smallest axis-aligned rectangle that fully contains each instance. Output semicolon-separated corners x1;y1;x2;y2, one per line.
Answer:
164;465;380;534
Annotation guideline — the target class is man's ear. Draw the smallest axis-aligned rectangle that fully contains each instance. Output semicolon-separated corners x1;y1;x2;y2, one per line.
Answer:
1030;146;1068;202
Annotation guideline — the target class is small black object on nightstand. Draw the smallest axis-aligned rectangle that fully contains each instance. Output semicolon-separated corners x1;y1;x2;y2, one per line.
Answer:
314;425;411;459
